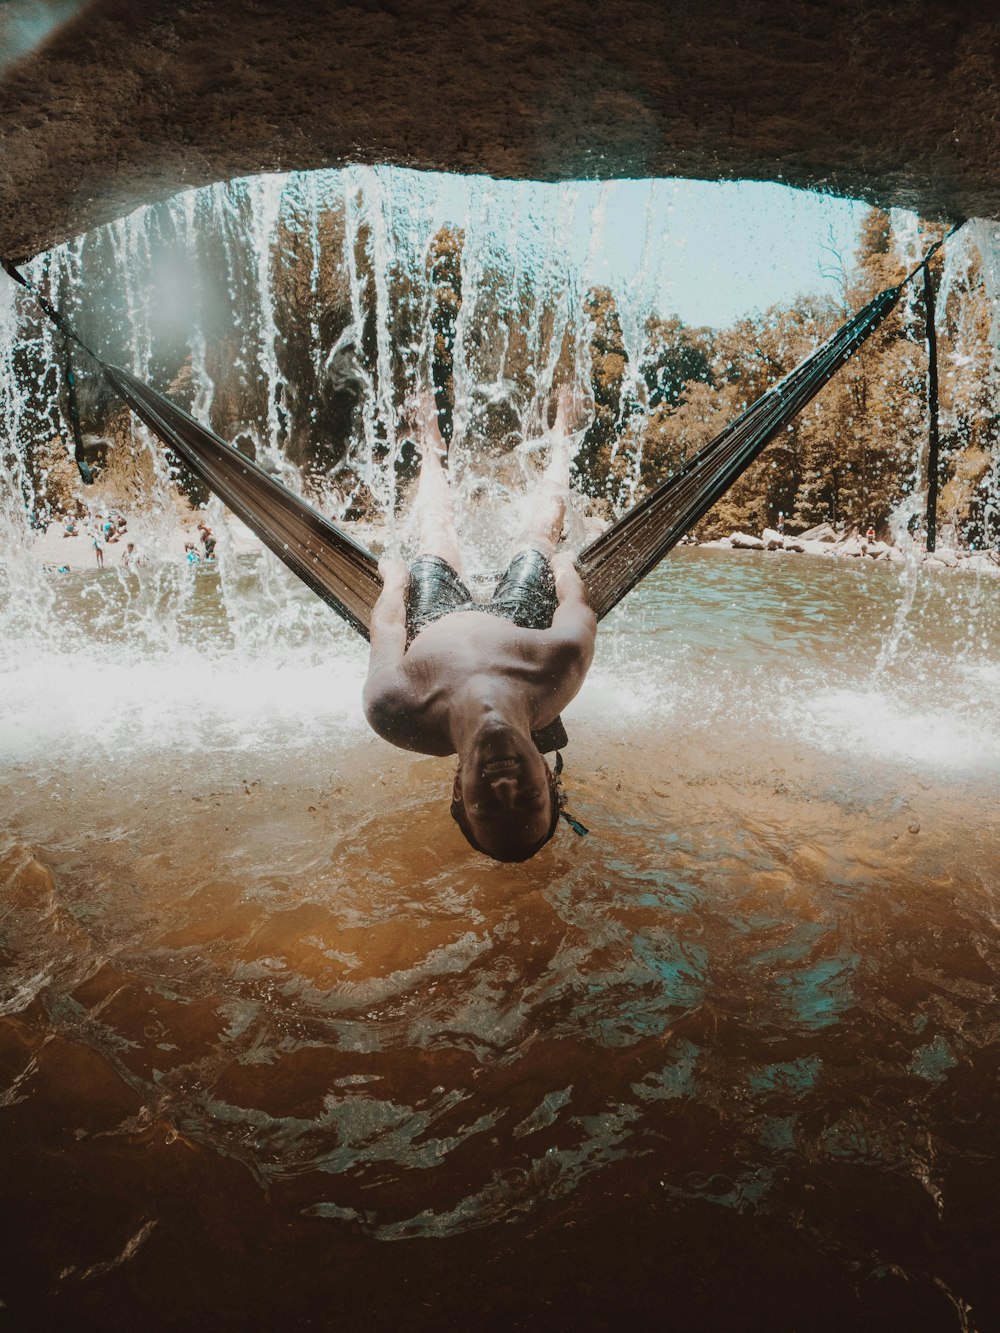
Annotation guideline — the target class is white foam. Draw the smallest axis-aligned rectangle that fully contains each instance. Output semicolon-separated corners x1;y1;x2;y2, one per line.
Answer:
1;646;368;763
786;686;997;775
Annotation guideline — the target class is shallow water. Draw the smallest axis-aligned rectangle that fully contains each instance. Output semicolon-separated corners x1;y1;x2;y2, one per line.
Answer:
1;547;998;1329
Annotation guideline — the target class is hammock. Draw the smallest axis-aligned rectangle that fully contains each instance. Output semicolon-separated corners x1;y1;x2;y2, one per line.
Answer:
104;364;381;639
109;281;905;629
3;247;939;638
576;283;904;618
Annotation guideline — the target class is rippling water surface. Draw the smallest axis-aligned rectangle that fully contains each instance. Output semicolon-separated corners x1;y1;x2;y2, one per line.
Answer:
1;547;998;1330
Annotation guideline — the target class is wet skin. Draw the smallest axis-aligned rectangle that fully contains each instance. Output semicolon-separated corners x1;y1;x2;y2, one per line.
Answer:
457;720;554;848
363;553;596;852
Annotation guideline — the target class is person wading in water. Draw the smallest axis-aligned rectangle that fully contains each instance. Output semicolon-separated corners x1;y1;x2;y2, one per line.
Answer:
363;390;596;862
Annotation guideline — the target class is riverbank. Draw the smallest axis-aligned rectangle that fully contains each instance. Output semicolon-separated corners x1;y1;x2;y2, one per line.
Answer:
27;514;259;571
17;511;1000;579
702;522;1000;576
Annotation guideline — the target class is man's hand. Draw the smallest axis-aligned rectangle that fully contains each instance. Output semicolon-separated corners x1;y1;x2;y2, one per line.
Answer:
378;555;410;591
550;551;585;603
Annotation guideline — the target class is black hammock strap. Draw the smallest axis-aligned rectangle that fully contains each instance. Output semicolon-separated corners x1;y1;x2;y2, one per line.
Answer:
575;227;954;617
3;235;946;637
576;283;903;618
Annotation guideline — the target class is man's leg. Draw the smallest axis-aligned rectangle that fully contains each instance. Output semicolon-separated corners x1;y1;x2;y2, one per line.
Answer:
517;387;578;554
412;393;464;574
486;387;585;629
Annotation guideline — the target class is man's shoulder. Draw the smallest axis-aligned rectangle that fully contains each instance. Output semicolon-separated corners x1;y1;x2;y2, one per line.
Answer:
363;666;416;728
363;662;452;753
364;683;417;750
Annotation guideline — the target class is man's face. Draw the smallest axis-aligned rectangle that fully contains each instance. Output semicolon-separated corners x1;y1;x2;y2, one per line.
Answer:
457;726;554;859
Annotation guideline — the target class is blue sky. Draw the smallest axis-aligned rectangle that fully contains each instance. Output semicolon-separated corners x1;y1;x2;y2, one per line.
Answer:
578;178;872;328
367;167;877;333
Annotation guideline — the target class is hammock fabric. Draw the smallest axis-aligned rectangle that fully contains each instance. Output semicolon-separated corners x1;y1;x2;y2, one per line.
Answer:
576;283;904;618
3;252;935;637
104;364;382;639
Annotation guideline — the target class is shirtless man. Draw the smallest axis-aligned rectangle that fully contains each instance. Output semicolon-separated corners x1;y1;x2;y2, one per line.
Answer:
363;391;597;862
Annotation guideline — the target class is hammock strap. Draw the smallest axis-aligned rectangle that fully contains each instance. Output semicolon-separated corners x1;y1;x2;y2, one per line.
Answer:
579;279;910;618
3;228;955;637
2;255;381;637
576;226;959;620
105;364;381;639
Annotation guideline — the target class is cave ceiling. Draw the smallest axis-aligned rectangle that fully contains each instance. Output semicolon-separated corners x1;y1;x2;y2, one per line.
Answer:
1;0;999;261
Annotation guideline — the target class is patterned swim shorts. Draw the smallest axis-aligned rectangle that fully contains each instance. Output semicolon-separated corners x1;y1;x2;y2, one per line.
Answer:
405;548;557;645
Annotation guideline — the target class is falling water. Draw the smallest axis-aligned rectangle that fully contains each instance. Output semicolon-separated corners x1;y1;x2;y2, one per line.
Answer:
1;170;999;1330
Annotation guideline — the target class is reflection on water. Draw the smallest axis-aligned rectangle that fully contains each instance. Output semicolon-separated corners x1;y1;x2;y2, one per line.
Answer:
1;549;998;1328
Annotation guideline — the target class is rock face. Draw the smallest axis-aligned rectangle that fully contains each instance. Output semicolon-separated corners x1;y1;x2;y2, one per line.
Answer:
2;0;999;260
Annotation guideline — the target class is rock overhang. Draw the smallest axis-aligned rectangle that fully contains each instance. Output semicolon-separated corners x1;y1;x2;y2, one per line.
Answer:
1;0;999;262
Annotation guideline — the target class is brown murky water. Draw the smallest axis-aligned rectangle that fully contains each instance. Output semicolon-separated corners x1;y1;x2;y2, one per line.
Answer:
1;548;998;1329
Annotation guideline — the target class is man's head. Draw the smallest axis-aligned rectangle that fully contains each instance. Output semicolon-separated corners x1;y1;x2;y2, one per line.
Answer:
451;722;559;862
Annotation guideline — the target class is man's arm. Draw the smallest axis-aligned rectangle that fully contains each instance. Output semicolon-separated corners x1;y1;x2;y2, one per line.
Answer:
550;552;597;648
362;557;410;726
544;551;597;693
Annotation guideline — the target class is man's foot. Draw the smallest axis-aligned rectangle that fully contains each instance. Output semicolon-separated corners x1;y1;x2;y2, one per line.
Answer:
551;385;592;436
407;390;448;463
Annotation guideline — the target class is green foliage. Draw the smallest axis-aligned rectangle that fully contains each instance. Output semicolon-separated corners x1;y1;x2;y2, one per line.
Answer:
25;195;997;550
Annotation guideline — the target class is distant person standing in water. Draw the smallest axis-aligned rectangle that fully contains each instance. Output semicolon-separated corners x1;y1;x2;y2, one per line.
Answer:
91;524;105;569
363;390;596;863
198;520;217;559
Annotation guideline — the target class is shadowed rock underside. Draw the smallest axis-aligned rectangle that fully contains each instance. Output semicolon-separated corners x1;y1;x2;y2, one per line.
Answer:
1;0;998;259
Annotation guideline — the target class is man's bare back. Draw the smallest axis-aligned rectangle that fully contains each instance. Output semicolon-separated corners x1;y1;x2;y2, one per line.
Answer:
364;562;596;757
362;390;596;862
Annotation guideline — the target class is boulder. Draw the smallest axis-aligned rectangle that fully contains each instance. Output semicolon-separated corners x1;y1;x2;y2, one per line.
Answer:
798;522;839;543
926;547;959;569
761;527;784;550
730;531;765;550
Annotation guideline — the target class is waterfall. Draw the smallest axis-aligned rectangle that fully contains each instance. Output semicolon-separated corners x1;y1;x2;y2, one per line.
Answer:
2;168;999;656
